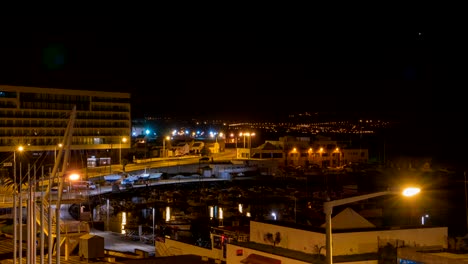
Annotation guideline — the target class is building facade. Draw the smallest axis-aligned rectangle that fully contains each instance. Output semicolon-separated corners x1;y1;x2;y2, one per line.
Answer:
0;85;131;167
157;218;449;264
250;135;369;169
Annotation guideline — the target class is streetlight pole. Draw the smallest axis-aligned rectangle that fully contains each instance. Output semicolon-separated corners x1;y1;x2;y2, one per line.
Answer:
242;133;247;148
248;133;255;159
120;137;127;165
55;143;63;164
323;188;421;264
152;208;155;243
13;150;17;264
162;136;169;158
18;160;23;264
13;146;24;264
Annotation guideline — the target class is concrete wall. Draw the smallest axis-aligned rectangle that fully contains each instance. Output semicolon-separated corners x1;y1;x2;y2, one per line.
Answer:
334;227;448;255
155;238;223;260
156;220;448;263
227;243;309;264
250;221;324;253
227;243;379;264
397;246;468;264
250;221;448;256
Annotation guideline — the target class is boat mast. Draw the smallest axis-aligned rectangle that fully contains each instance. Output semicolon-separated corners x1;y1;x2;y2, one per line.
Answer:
55;105;76;212
52;105;76;263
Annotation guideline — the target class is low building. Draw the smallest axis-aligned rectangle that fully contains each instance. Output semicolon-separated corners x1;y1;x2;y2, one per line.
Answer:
156;207;449;263
190;141;205;155
249;135;368;169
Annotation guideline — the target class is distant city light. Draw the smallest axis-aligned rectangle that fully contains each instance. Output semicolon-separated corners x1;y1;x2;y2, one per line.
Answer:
121;212;127;234
219;208;223;220
165;206;171;222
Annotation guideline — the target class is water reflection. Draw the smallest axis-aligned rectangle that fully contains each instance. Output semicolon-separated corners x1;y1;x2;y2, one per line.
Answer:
96;200;257;246
100;204;244;230
92;180;309;245
121;212;126;234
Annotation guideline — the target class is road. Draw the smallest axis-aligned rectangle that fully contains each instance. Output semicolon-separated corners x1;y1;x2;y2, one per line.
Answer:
0;149;238;208
85;149;237;179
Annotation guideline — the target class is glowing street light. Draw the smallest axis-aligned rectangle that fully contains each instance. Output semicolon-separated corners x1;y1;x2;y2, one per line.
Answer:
13;145;24;264
54;143;63;164
240;132;255;158
162;136;170;158
119;137;127;165
68;173;80;192
68;173;80;181
323;187;421;264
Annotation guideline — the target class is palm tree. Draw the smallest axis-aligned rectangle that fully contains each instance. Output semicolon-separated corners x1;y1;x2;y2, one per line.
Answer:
200;146;211;157
264;232;282;246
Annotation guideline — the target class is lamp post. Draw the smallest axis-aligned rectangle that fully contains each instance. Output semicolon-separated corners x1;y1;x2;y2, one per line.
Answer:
323;187;421;264
68;173;80;192
13;146;24;263
54;143;63;164
162;136;170;158
152;207;155;243
248;133;255;150
240;132;248;148
246;133;255;159
240;132;255;158
13;145;24;264
120;137;127;165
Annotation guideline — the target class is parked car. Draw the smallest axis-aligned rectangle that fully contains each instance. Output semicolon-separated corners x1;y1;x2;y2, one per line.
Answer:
50;184;68;192
70;180;96;190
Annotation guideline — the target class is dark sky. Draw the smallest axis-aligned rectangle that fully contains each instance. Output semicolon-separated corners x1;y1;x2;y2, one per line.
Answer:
0;29;456;121
0;26;464;166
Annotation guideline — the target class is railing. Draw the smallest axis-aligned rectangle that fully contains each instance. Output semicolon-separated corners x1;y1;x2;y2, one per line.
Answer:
0;192;85;206
0;192;31;204
35;197;90;235
35;199;53;236
155;241;176;257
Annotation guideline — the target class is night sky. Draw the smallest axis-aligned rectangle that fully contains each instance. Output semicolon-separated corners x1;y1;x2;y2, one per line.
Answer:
0;29;464;164
0;30;440;119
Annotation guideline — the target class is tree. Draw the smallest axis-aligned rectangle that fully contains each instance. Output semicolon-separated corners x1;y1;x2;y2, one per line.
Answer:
200;146;211;157
263;232;282;246
122;158;129;172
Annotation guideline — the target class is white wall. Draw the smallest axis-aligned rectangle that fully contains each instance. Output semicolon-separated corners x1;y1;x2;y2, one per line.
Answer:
156;238;222;260
227;244;310;264
227;244;379;264
156;220;447;263
333;228;448;255
250;221;325;253
250;221;448;256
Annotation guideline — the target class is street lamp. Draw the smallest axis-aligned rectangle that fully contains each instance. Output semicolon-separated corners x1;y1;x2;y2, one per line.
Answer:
120;137;127;165
240;132;248;148
54;143;63;164
247;133;255;159
323;187;421;264
162;136;170;158
240;132;255;158
13;145;24;264
248;133;255;150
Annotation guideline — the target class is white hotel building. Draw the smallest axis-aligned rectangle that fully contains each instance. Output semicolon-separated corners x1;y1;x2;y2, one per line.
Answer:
0;85;131;169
